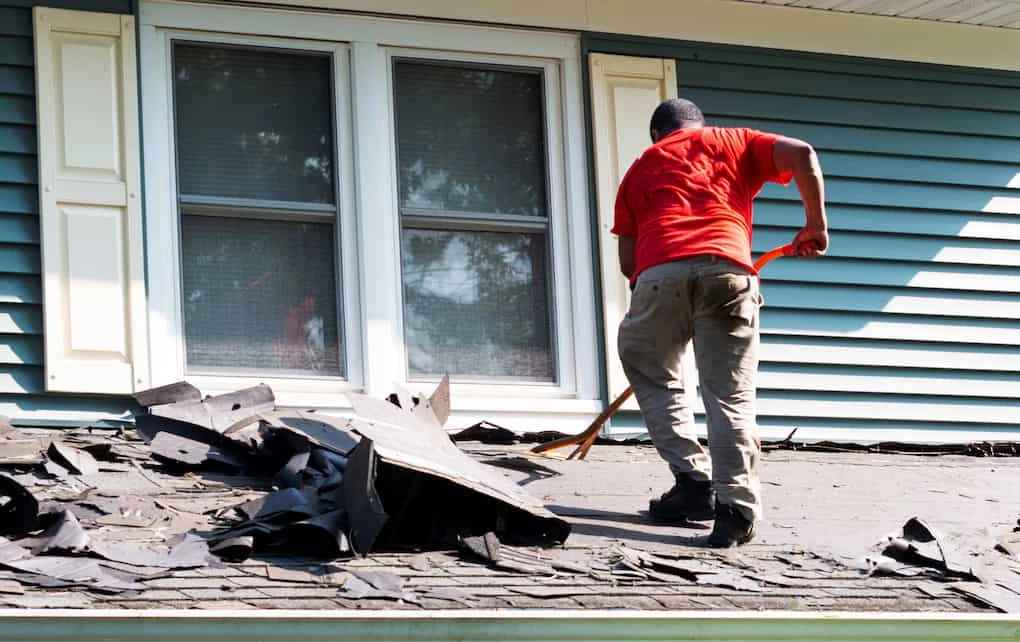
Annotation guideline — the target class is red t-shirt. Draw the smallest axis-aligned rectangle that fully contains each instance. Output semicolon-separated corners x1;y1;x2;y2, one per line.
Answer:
612;127;792;281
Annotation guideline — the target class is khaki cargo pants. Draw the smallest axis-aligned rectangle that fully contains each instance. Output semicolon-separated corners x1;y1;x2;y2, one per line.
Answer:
618;255;763;522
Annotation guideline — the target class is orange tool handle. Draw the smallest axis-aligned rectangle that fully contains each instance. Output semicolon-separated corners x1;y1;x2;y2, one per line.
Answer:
753;243;795;272
753;240;820;272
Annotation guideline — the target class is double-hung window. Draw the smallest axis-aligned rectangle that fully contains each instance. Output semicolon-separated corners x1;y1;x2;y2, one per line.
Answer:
172;43;345;379
393;59;556;383
142;3;598;418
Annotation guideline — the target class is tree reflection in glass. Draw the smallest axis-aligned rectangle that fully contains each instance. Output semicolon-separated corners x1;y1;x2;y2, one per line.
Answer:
395;62;547;217
174;45;334;203
402;229;553;381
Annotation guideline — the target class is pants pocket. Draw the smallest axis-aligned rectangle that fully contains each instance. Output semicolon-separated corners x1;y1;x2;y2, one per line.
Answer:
699;273;757;325
730;297;757;326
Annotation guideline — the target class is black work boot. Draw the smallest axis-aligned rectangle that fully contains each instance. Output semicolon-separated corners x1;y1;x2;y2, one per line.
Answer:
707;503;756;548
648;474;715;523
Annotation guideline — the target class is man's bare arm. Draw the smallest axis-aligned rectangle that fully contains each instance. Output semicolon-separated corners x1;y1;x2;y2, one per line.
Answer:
773;137;828;256
618;235;635;280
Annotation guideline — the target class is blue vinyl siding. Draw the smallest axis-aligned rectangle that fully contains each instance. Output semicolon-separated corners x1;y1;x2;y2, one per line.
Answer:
588;36;1020;442
0;2;132;424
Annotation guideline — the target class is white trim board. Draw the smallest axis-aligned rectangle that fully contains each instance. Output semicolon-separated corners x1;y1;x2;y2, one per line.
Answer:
213;0;1020;72
140;0;579;59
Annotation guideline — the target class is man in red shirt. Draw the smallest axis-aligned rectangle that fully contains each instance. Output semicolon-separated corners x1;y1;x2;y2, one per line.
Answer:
614;99;828;547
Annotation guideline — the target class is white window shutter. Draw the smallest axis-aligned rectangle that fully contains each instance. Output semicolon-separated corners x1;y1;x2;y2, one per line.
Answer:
33;8;149;394
589;54;698;417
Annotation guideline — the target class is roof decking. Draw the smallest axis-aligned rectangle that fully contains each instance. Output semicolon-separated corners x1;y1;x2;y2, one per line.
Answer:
2;427;1018;613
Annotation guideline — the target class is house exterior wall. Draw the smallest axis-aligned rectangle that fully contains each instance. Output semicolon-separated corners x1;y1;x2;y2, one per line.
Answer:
0;0;135;425
590;36;1020;443
5;0;1019;440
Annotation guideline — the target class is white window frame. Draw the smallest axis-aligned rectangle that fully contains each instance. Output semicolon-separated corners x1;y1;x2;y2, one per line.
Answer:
385;47;576;397
140;1;600;418
142;28;362;406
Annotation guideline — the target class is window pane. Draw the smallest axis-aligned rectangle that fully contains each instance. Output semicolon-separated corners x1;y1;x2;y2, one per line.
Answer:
181;214;342;376
174;44;334;203
401;228;553;381
394;61;547;217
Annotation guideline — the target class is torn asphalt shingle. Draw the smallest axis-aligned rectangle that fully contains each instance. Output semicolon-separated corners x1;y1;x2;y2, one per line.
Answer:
209;536;253;563
46;443;99;477
90;533;211;569
0;475;38;536
0;436;47;465
346;388;570;545
17;510;89;554
133;381;202;408
2;557;141;593
950;582;1020;613
150;431;249;470
275;510;351;559
0;538;29;564
881;517;977;580
426;375;451;428
257;410;359;457
343;439;387;556
340;571;417;603
148;385;275;434
460;532;501;564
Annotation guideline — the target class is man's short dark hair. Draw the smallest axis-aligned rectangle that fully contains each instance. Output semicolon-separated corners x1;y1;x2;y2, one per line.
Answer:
650;98;705;141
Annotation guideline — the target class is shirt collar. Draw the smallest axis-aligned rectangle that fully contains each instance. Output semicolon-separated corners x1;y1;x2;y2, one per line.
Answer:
656;126;704;146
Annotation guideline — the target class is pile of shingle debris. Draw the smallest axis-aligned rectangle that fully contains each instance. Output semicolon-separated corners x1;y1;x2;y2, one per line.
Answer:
1;418;218;601
0;381;838;607
854;516;1020;612
0;379;585;603
134;378;572;559
1;381;1018;611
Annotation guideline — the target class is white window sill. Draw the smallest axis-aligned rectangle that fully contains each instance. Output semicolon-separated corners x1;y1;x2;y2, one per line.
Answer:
276;394;600;435
190;374;603;431
264;393;601;415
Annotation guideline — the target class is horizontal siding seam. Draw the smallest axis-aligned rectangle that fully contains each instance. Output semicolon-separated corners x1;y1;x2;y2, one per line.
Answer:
763;333;1020;349
676;59;1020;92
682;83;1020;119
755;222;1020;245
756;196;1020;217
694;108;1020;141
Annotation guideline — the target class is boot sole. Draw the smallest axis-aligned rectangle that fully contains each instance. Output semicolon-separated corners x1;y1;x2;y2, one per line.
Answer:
707;526;757;548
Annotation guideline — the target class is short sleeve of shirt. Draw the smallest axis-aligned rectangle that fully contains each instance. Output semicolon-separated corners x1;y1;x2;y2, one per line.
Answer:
745;129;794;186
611;161;638;237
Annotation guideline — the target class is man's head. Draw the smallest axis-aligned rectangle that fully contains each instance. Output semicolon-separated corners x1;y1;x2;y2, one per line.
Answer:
649;98;705;142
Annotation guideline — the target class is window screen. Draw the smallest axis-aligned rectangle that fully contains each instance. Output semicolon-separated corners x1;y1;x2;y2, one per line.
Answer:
181;215;341;375
394;61;547;217
174;44;335;204
402;228;553;381
394;60;555;382
173;43;343;377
